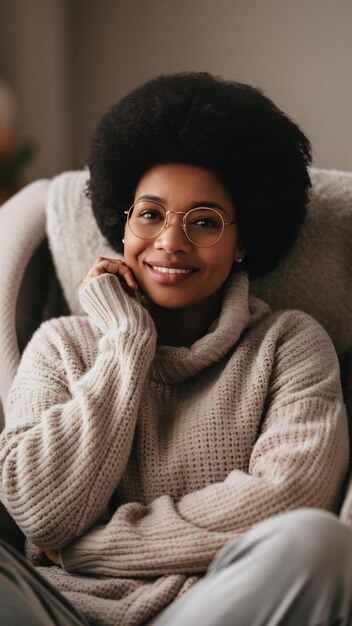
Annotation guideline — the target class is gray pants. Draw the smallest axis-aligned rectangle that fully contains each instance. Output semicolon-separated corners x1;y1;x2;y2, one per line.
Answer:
1;509;352;626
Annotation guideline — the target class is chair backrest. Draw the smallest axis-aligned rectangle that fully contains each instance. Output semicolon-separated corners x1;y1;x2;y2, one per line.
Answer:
251;167;352;355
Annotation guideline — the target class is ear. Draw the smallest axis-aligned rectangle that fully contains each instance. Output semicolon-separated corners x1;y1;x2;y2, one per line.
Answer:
234;241;246;264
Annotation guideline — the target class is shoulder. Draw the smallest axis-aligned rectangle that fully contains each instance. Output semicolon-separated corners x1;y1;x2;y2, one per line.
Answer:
254;309;342;402
6;315;102;416
245;305;340;387
25;313;100;348
18;314;101;375
266;309;337;362
250;305;336;356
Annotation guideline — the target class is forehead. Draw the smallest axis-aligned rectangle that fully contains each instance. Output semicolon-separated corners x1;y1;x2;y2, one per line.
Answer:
134;163;235;212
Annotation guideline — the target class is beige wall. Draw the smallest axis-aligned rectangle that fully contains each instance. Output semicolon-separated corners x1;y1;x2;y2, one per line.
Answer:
0;0;71;181
1;0;352;180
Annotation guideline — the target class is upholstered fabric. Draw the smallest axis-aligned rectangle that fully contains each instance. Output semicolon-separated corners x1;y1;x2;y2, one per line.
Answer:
251;167;352;355
0;180;49;412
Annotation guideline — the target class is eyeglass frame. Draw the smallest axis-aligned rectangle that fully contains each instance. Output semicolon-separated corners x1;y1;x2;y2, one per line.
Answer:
124;201;238;248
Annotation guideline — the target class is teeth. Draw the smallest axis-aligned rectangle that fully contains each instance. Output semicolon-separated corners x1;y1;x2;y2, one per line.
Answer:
151;265;193;274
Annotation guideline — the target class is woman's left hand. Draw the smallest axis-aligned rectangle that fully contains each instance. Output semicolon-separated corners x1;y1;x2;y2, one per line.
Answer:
35;546;61;566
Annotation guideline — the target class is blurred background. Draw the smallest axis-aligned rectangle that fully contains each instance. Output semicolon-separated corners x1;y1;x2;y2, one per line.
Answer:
0;0;351;197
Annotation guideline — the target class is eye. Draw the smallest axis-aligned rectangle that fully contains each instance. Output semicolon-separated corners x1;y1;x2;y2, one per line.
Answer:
193;217;218;229
133;201;166;222
186;208;223;230
139;210;164;221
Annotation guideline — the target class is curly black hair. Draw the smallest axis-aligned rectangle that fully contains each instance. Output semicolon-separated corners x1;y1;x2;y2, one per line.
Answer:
87;72;312;278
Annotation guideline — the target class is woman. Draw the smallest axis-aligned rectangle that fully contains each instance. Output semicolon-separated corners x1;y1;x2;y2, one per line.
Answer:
0;72;351;626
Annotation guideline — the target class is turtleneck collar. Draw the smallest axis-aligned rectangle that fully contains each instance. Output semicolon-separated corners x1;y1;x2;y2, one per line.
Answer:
150;271;271;384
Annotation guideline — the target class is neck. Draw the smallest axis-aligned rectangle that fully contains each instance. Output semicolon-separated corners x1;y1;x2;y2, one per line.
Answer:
146;288;224;347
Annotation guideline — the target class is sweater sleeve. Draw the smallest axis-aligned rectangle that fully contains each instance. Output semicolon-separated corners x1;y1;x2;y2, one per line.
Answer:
60;314;349;577
0;274;156;549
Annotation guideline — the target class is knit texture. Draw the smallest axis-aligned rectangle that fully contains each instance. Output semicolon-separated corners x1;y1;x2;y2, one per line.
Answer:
0;271;348;626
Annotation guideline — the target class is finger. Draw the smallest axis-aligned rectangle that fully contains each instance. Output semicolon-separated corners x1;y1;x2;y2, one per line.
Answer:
96;258;124;272
83;258;138;289
93;259;138;289
120;282;137;297
92;259;123;275
115;264;138;289
82;259;123;284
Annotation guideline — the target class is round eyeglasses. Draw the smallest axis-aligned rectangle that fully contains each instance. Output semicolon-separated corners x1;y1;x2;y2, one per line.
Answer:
124;201;237;248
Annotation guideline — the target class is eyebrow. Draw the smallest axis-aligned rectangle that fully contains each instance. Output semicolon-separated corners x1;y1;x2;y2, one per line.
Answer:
136;194;229;214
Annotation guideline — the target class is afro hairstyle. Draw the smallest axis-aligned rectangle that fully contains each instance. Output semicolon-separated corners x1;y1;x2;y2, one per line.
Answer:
87;72;312;278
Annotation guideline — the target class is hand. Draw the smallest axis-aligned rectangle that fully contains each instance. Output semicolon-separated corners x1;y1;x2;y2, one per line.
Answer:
82;257;139;297
35;546;61;566
80;255;154;334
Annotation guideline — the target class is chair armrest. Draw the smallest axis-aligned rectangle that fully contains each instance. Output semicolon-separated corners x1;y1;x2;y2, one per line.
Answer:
0;180;49;416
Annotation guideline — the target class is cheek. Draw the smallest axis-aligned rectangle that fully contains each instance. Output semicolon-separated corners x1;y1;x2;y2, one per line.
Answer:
213;257;236;282
123;230;149;276
123;226;139;259
204;241;237;275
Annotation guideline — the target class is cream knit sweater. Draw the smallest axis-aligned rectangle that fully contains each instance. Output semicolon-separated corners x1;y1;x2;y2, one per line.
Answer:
0;271;348;626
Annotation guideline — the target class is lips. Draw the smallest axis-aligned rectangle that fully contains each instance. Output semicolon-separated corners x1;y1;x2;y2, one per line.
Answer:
145;261;198;271
144;261;198;285
151;266;193;274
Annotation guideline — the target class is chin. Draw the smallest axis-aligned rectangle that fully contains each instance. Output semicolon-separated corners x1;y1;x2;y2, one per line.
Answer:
149;294;196;310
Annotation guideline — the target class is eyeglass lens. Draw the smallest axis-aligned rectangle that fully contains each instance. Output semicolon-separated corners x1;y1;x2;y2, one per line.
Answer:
128;201;224;246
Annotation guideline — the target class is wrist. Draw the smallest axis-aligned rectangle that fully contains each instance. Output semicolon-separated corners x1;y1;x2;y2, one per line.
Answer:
79;273;156;340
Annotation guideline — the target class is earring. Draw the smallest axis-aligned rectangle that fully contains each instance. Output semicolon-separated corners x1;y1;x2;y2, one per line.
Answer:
122;238;125;244
236;256;244;263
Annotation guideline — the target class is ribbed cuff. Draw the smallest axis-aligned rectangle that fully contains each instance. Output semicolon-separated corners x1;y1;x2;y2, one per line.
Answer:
60;530;106;574
78;273;156;340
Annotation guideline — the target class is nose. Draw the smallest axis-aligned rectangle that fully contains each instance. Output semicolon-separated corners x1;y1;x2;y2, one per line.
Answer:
153;213;191;253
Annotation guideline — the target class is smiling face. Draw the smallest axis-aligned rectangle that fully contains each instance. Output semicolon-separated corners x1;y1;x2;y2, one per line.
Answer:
123;163;244;310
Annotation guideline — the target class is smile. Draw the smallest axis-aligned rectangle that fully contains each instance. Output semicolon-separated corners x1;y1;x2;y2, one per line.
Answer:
150;266;193;274
145;263;197;285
